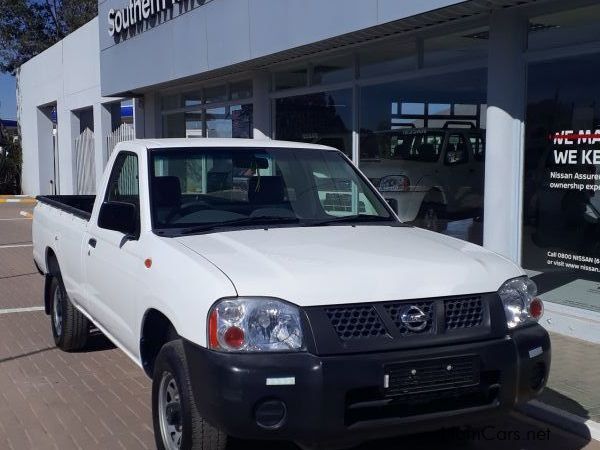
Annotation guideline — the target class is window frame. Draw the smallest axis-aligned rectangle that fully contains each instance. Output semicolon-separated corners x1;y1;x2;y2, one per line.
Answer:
102;150;141;231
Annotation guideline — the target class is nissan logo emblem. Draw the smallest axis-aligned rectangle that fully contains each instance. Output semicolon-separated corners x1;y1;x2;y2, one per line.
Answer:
400;305;428;332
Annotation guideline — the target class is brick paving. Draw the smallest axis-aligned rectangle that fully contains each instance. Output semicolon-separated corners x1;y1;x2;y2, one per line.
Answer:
540;333;600;423
0;203;598;450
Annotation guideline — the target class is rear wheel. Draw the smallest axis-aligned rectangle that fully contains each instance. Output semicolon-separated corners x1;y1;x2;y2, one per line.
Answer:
50;276;89;351
152;340;227;450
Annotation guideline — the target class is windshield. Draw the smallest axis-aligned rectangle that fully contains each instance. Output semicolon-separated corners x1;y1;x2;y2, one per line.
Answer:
361;130;444;162
149;147;395;233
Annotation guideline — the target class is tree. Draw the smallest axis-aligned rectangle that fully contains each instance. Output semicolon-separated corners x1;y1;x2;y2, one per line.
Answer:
0;0;97;75
0;123;22;194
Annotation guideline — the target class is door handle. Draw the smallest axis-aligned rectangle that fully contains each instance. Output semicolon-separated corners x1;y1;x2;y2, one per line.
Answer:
88;238;97;248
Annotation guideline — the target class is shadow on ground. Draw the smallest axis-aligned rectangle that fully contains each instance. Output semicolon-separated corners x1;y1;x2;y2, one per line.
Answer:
538;387;590;420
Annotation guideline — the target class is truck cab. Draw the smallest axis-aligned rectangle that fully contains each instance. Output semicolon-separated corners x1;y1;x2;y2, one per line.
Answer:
33;138;549;450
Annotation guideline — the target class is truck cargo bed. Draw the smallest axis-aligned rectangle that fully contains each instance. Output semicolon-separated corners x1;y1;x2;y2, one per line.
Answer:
36;195;95;220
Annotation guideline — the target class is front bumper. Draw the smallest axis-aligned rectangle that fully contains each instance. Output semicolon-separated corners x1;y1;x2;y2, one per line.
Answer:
184;324;550;446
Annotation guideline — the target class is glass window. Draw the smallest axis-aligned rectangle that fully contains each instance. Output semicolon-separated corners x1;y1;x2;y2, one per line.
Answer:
106;152;139;204
311;54;354;85
273;65;308;91
359;69;487;244
163;105;252;139
275;89;353;158
204;84;227;104
359;40;416;78
206;107;230;138
528;5;600;51
522;54;600;314
162;94;181;111
183;91;203;108
149;147;393;231
424;29;488;67
206;105;253;138
230;80;253;100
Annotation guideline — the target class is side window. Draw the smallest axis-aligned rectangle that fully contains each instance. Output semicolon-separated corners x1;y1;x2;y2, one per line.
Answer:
106;152;140;208
444;133;469;165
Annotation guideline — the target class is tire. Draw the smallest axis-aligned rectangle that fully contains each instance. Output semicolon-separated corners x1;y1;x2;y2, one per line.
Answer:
152;340;227;450
417;202;448;232
50;276;89;351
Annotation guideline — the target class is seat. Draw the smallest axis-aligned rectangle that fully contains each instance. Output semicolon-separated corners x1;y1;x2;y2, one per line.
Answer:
248;176;286;205
152;176;182;221
418;143;437;162
394;142;412;160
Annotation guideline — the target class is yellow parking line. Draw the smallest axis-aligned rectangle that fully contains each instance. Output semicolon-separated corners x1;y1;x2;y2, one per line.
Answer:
0;199;36;204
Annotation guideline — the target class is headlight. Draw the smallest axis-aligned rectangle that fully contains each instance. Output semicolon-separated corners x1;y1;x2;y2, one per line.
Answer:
208;297;304;352
498;276;544;329
379;175;410;192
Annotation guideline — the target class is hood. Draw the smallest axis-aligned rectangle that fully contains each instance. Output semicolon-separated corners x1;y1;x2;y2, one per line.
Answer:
360;159;433;180
176;226;522;307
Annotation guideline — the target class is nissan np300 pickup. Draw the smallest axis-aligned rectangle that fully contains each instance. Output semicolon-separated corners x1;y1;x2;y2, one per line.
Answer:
32;139;550;450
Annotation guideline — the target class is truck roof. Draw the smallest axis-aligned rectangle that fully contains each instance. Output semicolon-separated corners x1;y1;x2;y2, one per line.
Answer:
118;138;339;151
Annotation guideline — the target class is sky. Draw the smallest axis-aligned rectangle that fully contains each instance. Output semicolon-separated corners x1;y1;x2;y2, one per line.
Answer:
0;74;17;120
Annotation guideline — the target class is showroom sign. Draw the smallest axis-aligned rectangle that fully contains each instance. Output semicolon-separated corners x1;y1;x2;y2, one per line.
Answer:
108;0;184;37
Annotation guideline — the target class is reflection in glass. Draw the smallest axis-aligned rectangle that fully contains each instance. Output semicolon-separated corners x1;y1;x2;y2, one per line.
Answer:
204;85;227;104
206;105;253;138
311;55;354;85
359;40;416;78
424;30;488;67
275;89;353;157
162;105;253;139
523;55;600;313
230;80;253;100
359;69;487;244
273;65;308;91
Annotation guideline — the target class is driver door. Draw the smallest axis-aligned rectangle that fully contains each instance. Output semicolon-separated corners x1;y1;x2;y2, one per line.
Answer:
84;151;144;354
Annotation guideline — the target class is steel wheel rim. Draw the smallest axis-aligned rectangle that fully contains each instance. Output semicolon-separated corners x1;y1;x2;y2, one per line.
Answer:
53;286;63;337
158;371;182;450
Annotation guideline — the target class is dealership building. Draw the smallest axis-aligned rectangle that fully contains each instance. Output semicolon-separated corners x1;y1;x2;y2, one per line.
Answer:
17;0;600;342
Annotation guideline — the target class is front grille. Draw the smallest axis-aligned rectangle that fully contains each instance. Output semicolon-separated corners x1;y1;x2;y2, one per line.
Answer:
384;355;481;397
325;305;388;341
308;294;495;354
384;301;434;335
445;297;483;330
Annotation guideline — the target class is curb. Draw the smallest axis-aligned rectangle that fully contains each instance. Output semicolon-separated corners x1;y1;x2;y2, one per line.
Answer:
517;400;600;442
0;196;36;204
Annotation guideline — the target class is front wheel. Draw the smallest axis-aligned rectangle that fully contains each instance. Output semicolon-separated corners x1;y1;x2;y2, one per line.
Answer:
50;276;89;351
152;340;227;450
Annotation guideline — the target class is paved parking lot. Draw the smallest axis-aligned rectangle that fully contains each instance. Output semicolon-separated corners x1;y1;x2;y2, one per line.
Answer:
0;202;598;450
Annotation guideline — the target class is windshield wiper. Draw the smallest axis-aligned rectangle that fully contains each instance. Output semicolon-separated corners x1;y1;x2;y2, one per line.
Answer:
308;214;399;227
178;216;300;235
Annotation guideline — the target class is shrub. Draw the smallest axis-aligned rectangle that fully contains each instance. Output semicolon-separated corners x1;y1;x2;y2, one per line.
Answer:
0;126;22;194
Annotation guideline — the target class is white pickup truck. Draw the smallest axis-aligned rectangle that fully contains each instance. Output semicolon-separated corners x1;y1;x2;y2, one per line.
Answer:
33;139;550;450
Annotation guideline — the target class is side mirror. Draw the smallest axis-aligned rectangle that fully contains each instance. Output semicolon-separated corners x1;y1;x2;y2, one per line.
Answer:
98;201;138;237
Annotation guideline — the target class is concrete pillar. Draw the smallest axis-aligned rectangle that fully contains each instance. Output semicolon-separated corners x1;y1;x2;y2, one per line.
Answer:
133;98;145;139
54;101;76;194
94;103;112;189
143;93;159;138
483;10;528;263
35;107;54;195
252;71;271;140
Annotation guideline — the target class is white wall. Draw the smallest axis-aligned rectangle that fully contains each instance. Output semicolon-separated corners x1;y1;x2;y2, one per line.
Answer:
18;18;121;195
98;0;464;96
